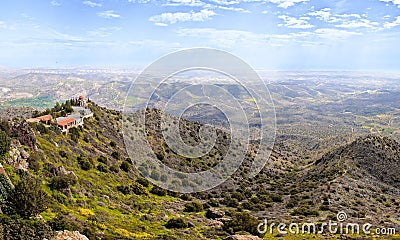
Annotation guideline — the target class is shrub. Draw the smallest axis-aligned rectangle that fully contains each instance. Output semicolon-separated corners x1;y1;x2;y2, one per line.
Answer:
109;165;119;173
117;185;131;195
97;156;108;164
136;177;149;187
271;194;283;203
69;127;80;141
97;163;108;173
111;151;120;160
28;152;41;172
0;119;11;136
50;174;77;191
79;160;92;171
223;212;260;236
150;185;167;196
78;155;93;171
120;161;130;172
5;174;50;218
110;141;116;147
291;207;320;217
131;182;147;195
0;129;11;158
184;201;203;212
59;150;67;158
165;218;188;229
0;215;54;240
36;123;49;134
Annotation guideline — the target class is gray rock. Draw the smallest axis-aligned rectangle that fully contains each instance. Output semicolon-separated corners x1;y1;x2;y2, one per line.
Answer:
225;235;262;240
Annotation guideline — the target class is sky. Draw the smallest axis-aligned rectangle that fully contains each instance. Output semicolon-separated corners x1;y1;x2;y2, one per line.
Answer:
0;0;400;71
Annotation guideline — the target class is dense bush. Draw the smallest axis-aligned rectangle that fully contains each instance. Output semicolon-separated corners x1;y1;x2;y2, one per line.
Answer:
28;152;41;172
131;182;147;195
50;174;77;191
136;177;149;187
0;129;11;158
69;127;80;142
36;123;49;134
120;161;130;172
0;215;54;240
97;163;109;173
223;212;260;236
5;174;50;218
165;218;188;229
97;155;108;164
184;201;203;212
111;151;120;160
0;119;11;136
77;155;93;171
271;194;283;203
150;185;167;196
290;206;320;217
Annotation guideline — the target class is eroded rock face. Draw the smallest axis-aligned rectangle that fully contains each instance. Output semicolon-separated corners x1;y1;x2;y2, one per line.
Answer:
11;121;36;151
51;230;89;240
6;144;29;171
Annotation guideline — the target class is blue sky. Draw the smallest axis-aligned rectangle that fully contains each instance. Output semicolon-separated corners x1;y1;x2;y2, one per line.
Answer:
0;0;399;71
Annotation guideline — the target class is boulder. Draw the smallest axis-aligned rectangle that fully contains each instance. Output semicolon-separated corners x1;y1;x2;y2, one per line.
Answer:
51;230;89;240
6;144;29;171
225;235;262;240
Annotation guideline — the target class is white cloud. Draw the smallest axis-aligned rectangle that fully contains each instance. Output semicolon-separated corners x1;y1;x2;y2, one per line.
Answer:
155;22;168;27
380;0;400;7
128;0;151;3
97;10;121;19
335;19;379;28
210;0;240;5
149;9;216;25
314;28;361;39
261;10;269;14
218;6;250;12
278;15;314;29
269;0;309;9
163;0;207;7
50;0;61;6
383;16;400;28
83;1;102;7
309;8;379;29
309;8;331;21
175;27;315;48
176;28;268;47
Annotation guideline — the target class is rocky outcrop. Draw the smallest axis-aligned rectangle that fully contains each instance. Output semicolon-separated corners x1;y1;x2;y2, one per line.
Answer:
51;230;89;240
11;121;36;151
0;106;35;120
6;143;29;171
225;235;262;240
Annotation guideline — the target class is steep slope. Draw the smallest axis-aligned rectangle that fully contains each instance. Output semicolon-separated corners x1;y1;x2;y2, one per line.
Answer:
2;103;400;239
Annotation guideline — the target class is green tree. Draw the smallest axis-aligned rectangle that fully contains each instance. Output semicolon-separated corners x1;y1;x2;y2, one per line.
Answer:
0;129;11;158
5;174;50;218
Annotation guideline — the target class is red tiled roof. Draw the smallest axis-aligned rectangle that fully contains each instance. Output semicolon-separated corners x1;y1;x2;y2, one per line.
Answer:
79;95;84;99
57;118;75;126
